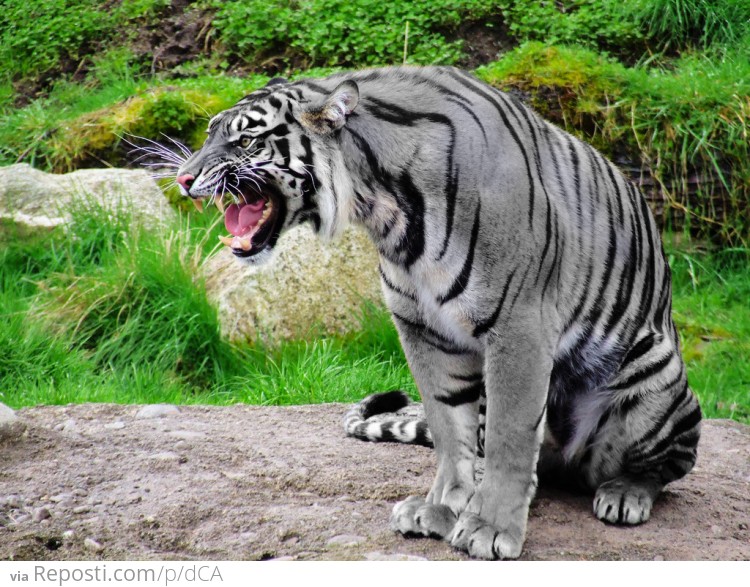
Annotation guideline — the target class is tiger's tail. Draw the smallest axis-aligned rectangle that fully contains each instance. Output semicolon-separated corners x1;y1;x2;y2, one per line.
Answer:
343;390;433;448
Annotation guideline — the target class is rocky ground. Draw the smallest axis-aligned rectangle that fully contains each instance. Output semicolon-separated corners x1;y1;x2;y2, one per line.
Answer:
0;403;748;561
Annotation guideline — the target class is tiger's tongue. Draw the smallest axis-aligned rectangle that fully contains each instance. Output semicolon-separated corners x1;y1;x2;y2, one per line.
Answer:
224;201;265;237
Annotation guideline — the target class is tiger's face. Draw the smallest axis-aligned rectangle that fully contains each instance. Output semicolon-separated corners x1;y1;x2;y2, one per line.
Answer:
176;78;359;264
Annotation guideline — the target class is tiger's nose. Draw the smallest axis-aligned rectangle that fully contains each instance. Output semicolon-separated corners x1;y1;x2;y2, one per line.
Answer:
176;174;195;191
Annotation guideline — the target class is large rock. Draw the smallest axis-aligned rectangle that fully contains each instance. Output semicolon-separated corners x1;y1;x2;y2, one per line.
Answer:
203;225;383;341
0;163;175;232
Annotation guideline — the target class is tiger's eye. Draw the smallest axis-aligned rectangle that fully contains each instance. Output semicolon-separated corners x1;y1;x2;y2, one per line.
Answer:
240;137;253;148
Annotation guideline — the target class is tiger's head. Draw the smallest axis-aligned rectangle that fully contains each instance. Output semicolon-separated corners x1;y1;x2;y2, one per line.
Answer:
176;77;360;263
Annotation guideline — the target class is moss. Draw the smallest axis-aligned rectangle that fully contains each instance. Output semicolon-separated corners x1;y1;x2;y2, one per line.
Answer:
476;43;632;154
44;79;269;172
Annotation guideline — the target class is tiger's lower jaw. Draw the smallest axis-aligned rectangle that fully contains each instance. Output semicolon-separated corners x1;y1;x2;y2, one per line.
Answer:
189;185;286;259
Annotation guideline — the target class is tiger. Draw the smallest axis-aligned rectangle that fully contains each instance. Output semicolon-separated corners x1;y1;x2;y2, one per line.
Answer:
173;67;702;560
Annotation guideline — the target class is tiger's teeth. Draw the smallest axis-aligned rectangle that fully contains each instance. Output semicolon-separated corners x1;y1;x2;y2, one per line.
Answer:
215;197;225;214
219;235;233;247
238;237;252;251
192;198;204;213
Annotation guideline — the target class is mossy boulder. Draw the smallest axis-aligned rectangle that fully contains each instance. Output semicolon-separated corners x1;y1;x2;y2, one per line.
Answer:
203;225;383;342
0;163;175;234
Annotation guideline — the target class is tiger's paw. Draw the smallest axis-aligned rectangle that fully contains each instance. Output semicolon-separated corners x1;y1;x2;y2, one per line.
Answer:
390;496;457;539
390;496;426;536
593;477;654;525
450;512;523;560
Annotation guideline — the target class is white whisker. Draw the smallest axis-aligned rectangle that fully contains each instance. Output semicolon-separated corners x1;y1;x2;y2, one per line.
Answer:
161;133;193;158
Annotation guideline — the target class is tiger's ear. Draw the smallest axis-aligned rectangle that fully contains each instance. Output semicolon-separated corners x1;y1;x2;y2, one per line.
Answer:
300;80;359;135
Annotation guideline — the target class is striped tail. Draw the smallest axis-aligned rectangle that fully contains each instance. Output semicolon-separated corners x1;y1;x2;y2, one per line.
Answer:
343;390;434;447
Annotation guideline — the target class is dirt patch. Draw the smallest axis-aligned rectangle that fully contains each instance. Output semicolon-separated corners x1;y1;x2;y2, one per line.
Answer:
129;0;217;76
454;17;516;70
0;404;748;561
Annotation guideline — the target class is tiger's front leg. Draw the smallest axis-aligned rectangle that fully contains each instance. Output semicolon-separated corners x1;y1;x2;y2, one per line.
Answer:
389;318;484;541
451;314;552;560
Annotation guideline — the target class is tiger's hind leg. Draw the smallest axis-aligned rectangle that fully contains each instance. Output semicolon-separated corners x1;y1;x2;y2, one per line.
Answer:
580;349;701;526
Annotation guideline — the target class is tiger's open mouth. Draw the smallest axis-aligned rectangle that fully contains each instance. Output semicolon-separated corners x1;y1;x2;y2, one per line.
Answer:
191;184;283;258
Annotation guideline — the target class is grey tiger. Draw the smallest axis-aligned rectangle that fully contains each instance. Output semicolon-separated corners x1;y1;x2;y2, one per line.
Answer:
174;67;701;560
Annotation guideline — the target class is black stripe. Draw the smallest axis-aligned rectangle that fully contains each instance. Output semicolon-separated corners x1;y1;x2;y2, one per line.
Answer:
391;311;445;340
632;403;701;463
364;96;454;129
540;213;560;301
452;372;483;383
603;230;638;338
447;97;489;144
508;260;534;312
298;134;318;202
473;268;517;337
573;195;617;337
392;312;472;356
605;163;625;226
626;182;644;267
274;137;290;165
379;266;417;301
437;166;459;261
394;171;425;268
630;382;689;449
435;382;483;407
508;101;559;289
439;200;481;304
668;403;702;440
637;195;659;329
241;117;266;129
618;391;643;413
564;144;602;327
255;123;289;140
410;71;489;144
421;337;473;356
295;80;329;95
610;352;674;391
621;333;658;368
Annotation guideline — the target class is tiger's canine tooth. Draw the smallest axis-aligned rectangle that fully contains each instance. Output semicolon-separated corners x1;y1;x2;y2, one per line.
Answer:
219;235;234;247
216;197;225;214
238;237;252;251
192;198;204;213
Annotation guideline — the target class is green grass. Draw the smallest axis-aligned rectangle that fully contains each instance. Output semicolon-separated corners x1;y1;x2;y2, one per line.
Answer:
668;242;750;423
0;203;415;409
626;0;750;51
